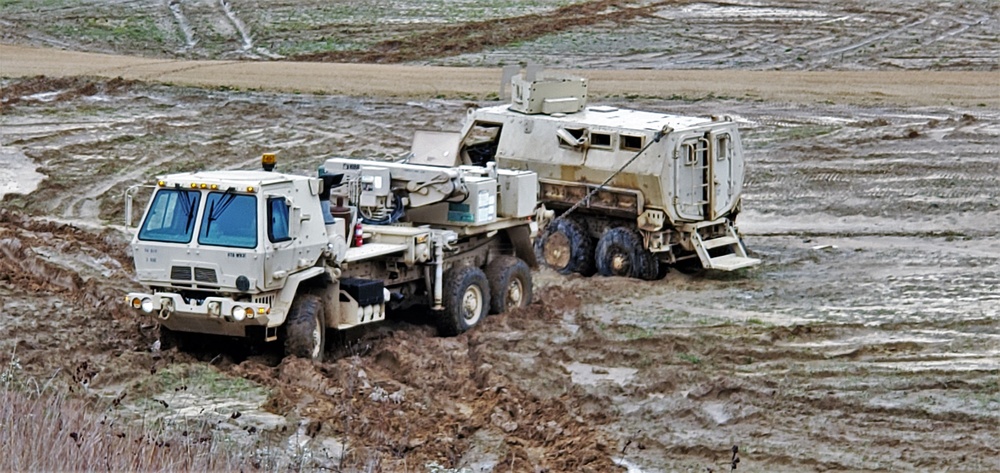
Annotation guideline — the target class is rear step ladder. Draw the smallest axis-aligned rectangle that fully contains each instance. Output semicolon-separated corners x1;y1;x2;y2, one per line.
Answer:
691;223;760;271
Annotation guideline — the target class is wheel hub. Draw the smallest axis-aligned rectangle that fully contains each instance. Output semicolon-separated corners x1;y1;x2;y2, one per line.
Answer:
611;252;630;275
506;279;523;308
463;285;483;322
310;318;322;359
543;232;571;268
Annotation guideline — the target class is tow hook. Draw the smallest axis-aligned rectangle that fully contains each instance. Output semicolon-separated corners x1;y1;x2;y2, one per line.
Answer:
158;298;174;320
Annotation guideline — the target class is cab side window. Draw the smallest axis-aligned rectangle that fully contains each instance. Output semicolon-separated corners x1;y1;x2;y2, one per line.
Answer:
268;197;291;242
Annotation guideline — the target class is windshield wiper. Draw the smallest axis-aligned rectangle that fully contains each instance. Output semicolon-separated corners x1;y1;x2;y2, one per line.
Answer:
176;186;196;233
203;188;237;236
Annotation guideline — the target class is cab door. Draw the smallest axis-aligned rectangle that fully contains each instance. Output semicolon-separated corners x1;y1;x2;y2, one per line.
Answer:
263;195;297;288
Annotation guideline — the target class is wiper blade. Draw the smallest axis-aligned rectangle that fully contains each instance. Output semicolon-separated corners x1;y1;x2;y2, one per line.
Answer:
176;186;196;233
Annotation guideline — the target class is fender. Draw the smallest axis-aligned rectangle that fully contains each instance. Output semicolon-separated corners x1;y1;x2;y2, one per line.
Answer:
270;266;326;327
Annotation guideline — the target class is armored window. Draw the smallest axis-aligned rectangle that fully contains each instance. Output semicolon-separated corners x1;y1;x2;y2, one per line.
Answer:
198;192;258;249
716;134;731;161
620;134;644;151
268;197;291;243
682;138;709;166
591;132;612;149
557;128;586;149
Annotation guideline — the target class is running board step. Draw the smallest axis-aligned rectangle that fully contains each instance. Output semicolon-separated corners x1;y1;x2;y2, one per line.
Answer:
702;253;760;271
690;223;761;271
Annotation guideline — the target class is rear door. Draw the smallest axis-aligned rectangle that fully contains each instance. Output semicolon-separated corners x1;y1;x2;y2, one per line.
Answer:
708;129;737;220
673;133;710;221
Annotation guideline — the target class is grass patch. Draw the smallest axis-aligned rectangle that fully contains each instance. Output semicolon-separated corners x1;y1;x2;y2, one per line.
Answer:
677;353;702;364
127;363;266;402
46;16;174;47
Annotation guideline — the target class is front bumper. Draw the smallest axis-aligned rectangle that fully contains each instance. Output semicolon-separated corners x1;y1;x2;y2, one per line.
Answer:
125;292;274;337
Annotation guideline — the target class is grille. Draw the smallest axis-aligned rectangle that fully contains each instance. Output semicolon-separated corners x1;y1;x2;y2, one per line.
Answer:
170;266;192;280
194;267;218;283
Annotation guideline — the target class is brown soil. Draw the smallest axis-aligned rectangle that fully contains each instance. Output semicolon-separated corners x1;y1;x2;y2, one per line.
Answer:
291;0;688;64
2;44;997;107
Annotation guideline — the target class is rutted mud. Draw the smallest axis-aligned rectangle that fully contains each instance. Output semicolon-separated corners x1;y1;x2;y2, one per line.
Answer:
1;0;998;470
1;74;997;471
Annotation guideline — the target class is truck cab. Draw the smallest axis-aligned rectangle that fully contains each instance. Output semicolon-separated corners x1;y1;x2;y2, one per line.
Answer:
127;171;328;338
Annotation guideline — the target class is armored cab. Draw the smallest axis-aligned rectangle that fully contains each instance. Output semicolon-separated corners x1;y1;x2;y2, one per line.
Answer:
412;69;759;279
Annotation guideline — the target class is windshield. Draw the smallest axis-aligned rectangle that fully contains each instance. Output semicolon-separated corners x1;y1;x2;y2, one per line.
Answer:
138;189;201;243
198;191;258;249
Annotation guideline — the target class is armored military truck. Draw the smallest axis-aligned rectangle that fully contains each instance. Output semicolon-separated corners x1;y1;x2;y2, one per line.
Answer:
412;68;759;280
124;155;538;360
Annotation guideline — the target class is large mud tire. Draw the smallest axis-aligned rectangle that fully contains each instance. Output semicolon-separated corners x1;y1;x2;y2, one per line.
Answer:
596;227;660;280
438;266;491;336
282;294;326;361
534;217;595;276
486;256;533;314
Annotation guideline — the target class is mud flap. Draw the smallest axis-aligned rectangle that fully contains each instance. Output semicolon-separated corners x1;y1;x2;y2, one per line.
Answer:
504;225;537;268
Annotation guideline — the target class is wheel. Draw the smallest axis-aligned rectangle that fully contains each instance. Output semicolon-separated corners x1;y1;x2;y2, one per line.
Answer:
486;256;533;314
595;227;660;280
438;266;491;336
533;217;595;275
282;294;326;361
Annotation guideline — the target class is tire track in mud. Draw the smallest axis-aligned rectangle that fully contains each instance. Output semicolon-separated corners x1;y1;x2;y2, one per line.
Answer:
163;0;273;58
167;0;198;51
218;0;279;58
816;12;938;58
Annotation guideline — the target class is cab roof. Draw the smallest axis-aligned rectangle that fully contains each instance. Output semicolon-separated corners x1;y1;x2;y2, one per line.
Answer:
159;170;306;187
475;104;725;133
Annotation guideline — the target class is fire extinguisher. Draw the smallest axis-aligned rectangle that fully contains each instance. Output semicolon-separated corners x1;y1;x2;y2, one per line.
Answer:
353;221;364;247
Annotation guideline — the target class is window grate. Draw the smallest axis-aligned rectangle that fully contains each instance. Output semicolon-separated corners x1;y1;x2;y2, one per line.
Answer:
170;266;192;280
194;267;218;283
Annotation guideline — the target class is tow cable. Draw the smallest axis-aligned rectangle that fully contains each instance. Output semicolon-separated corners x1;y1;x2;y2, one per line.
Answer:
543;124;670;232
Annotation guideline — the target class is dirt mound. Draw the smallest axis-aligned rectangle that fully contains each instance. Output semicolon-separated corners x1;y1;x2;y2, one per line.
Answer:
292;0;682;64
231;297;616;472
0;75;136;107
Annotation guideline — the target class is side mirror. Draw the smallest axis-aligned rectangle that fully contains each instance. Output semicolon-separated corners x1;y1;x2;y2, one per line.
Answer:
124;185;155;231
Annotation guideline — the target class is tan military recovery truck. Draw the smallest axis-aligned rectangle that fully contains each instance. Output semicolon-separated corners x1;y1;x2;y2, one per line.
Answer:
412;68;759;280
124;155;538;360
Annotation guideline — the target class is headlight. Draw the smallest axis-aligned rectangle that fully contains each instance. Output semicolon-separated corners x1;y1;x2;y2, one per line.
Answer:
232;306;245;321
140;298;153;313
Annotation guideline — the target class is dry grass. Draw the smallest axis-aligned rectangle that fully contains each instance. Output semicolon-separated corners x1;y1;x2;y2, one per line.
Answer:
0;355;276;472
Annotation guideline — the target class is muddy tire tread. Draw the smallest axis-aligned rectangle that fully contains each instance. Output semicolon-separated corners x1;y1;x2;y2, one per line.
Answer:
485;255;533;314
282;293;325;361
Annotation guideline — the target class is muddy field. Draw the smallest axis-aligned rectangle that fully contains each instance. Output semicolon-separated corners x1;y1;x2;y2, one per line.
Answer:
2;0;1000;472
1;0;997;70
